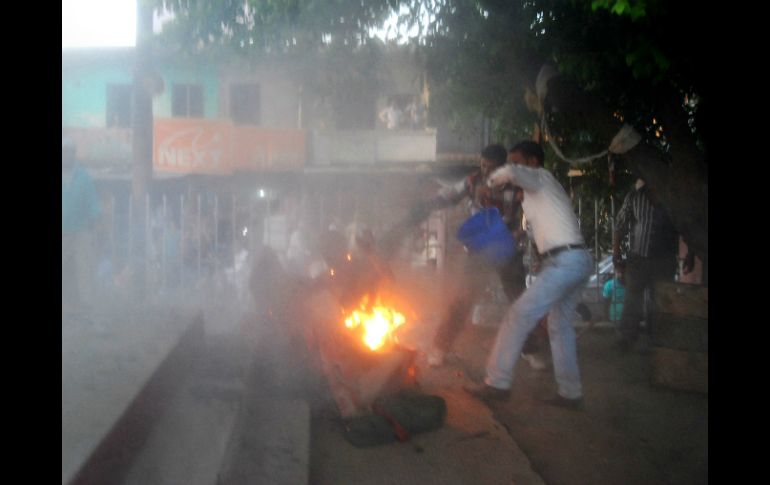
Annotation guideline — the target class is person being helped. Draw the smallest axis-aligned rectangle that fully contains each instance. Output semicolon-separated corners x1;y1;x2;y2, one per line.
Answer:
612;178;687;351
464;141;593;410
603;260;626;326
412;144;526;367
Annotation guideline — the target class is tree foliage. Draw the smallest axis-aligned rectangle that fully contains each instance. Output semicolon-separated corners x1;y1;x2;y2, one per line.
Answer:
150;0;709;161
148;0;709;263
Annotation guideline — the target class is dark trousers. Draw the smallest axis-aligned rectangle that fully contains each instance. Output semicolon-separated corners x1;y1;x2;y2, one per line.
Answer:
619;255;676;343
434;253;526;352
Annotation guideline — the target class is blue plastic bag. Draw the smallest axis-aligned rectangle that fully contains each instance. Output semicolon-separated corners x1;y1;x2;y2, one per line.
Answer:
456;207;515;265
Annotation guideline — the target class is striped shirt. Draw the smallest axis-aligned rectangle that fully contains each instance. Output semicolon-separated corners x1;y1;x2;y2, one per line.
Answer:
615;186;677;258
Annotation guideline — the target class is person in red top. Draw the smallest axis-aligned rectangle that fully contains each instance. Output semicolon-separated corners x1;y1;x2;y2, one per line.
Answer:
411;144;526;366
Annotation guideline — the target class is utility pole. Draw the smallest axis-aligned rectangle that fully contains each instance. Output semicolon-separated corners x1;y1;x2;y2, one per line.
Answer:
131;0;155;298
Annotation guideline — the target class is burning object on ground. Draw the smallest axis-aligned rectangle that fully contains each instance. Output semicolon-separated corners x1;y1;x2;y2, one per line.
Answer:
343;294;406;352
309;290;445;447
313;293;418;418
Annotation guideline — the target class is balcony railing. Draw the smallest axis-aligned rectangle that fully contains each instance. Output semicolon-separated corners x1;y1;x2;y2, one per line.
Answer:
63;121;438;172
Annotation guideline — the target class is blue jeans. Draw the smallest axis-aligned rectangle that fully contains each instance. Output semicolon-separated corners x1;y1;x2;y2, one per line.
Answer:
485;248;593;399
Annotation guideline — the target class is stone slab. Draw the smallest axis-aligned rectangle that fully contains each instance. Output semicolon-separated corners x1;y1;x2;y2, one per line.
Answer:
654;282;708;319
119;375;242;485
651;314;708;352
62;307;202;485
218;398;310;485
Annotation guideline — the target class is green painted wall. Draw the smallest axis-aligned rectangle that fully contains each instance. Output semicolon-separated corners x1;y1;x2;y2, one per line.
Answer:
154;65;219;119
62;63;133;127
62;52;220;127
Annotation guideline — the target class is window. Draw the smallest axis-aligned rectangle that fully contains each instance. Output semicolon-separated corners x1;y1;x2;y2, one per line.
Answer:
172;84;204;118
106;84;132;128
229;83;261;125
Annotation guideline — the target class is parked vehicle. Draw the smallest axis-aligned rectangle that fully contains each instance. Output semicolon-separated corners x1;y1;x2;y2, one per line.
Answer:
579;255;614;322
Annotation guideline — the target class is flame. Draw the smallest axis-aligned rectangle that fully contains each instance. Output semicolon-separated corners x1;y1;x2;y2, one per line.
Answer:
343;295;406;351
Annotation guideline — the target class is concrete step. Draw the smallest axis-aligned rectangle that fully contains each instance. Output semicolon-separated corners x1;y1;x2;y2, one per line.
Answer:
217;397;310;485
120;376;243;485
62;308;204;485
116;331;311;485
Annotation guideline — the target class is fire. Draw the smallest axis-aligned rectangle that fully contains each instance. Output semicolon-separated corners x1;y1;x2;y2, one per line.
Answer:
343;295;406;351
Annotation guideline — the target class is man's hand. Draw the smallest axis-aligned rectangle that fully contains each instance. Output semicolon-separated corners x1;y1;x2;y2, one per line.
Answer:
487;165;513;188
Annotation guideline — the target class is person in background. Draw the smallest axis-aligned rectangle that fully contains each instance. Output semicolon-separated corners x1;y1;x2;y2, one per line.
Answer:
603;260;626;326
405;98;424;129
62;138;101;314
612;178;686;351
379;99;403;130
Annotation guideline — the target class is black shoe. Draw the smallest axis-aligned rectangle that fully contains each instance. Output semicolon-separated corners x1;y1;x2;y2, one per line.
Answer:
542;394;584;411
463;383;511;401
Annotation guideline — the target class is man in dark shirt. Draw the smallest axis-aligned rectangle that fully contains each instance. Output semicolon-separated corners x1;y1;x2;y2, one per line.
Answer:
612;178;678;350
412;144;525;366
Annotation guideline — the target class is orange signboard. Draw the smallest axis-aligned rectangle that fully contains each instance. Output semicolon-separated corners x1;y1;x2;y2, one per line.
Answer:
153;118;306;174
154;119;231;174
232;126;306;171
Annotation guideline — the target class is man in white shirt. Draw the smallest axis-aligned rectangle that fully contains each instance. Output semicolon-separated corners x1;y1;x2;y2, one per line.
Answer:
464;141;593;410
379;101;403;130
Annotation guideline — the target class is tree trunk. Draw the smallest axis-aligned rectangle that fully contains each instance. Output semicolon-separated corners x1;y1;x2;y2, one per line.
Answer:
539;68;708;268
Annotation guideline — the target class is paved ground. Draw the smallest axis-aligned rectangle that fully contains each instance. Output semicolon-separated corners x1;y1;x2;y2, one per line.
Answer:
309;317;707;485
447;322;709;485
62;297;707;485
308;364;545;485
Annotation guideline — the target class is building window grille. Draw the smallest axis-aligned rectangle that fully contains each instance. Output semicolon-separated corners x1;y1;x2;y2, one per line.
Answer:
172;84;204;118
106;84;132;127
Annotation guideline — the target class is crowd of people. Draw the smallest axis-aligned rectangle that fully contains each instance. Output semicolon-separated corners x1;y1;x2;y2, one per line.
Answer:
379;97;426;130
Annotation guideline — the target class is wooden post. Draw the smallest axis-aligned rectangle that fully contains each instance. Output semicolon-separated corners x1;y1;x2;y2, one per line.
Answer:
162;194;167;290
214;194;219;276
180;194;185;288
197;193;202;280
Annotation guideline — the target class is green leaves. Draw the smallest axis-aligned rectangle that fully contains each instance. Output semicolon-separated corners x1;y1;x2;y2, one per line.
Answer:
590;0;647;20
146;0;704;192
624;41;670;83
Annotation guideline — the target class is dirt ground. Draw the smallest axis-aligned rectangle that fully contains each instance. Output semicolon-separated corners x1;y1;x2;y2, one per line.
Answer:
450;323;709;485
